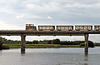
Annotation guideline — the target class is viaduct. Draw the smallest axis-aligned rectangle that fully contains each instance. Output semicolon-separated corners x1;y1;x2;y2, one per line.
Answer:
0;30;100;55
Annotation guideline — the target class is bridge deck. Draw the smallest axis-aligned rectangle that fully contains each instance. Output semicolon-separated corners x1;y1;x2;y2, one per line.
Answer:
0;30;100;36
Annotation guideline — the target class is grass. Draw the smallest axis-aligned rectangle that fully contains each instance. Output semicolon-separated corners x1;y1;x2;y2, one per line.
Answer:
3;44;80;48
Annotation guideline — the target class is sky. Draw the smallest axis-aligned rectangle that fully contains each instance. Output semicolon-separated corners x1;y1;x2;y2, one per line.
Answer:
0;0;100;42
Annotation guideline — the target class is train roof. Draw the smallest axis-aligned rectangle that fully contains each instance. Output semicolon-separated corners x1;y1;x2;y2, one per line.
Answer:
94;25;100;26
38;25;55;26
56;25;73;26
75;25;92;26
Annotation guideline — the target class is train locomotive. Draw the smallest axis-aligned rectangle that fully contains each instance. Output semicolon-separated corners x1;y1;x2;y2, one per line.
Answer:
26;24;37;31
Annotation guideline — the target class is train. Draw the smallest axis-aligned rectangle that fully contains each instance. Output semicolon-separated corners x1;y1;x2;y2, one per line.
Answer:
25;24;100;31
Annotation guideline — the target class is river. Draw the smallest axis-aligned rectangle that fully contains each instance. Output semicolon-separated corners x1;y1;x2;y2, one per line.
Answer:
0;47;100;65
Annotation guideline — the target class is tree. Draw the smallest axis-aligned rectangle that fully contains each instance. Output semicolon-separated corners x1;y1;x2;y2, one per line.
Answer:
88;41;94;47
48;40;52;44
26;41;32;44
53;39;60;44
60;41;67;45
33;40;38;44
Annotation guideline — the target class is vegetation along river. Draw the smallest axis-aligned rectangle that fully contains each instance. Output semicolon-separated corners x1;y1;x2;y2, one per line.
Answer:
0;47;100;65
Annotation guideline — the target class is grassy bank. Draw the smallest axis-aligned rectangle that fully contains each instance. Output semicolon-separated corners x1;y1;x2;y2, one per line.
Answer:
3;44;80;48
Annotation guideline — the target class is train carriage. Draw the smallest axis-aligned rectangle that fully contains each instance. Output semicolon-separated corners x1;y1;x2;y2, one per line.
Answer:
94;25;100;31
75;25;92;31
56;26;73;31
38;26;55;31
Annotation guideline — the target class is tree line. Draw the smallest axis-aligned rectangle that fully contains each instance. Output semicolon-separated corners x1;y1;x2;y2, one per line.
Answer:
0;37;94;47
26;39;94;47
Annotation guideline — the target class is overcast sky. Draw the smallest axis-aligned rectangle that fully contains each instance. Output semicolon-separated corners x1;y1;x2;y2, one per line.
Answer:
0;0;100;42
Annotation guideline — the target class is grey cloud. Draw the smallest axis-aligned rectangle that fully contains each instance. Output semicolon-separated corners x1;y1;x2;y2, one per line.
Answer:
0;0;100;42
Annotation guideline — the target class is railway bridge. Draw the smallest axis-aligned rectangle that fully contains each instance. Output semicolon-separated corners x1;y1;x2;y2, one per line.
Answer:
0;30;100;55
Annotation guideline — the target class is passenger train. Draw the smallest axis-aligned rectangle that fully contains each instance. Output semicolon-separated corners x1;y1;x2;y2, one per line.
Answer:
25;24;100;31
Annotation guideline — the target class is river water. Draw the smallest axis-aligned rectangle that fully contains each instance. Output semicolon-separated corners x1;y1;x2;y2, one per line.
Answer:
0;47;100;65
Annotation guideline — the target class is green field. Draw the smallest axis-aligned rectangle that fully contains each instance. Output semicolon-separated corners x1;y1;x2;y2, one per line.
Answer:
3;44;80;48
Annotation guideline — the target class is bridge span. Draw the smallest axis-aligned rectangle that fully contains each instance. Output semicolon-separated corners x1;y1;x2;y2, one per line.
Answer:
0;30;100;55
0;30;100;35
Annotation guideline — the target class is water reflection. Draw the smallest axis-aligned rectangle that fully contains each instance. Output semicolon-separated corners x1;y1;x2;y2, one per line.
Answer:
0;48;100;65
84;63;88;65
85;51;88;56
0;51;2;56
84;56;88;61
84;55;88;65
21;51;25;54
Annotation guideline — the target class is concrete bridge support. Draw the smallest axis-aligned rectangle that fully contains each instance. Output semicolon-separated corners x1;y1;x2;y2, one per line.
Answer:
21;34;26;54
84;34;89;56
0;43;2;50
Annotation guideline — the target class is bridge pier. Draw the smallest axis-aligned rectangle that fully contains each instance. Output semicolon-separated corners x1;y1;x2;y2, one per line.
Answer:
0;43;2;50
84;34;89;56
21;34;26;54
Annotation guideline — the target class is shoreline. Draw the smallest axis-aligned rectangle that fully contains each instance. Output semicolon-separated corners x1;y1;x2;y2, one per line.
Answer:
2;44;95;48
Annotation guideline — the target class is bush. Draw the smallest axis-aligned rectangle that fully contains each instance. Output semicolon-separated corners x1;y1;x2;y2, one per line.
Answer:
48;40;52;44
88;41;94;47
80;41;94;47
53;39;60;44
33;40;38;44
26;41;32;44
80;43;85;47
60;41;67;45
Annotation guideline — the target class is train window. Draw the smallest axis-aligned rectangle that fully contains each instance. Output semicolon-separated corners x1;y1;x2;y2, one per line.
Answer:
80;27;84;29
39;27;42;29
69;27;72;29
88;27;91;29
84;27;87;29
61;27;64;29
58;27;61;29
75;26;79;29
49;27;51;29
96;27;99;29
50;27;53;29
30;24;32;26
46;27;49;29
65;27;68;29
26;24;30;27
43;27;45;29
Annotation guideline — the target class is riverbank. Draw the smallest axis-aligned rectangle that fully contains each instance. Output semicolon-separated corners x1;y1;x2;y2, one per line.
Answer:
3;44;80;48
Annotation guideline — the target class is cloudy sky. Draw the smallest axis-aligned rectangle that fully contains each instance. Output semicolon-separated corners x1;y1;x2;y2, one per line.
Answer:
0;0;100;42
